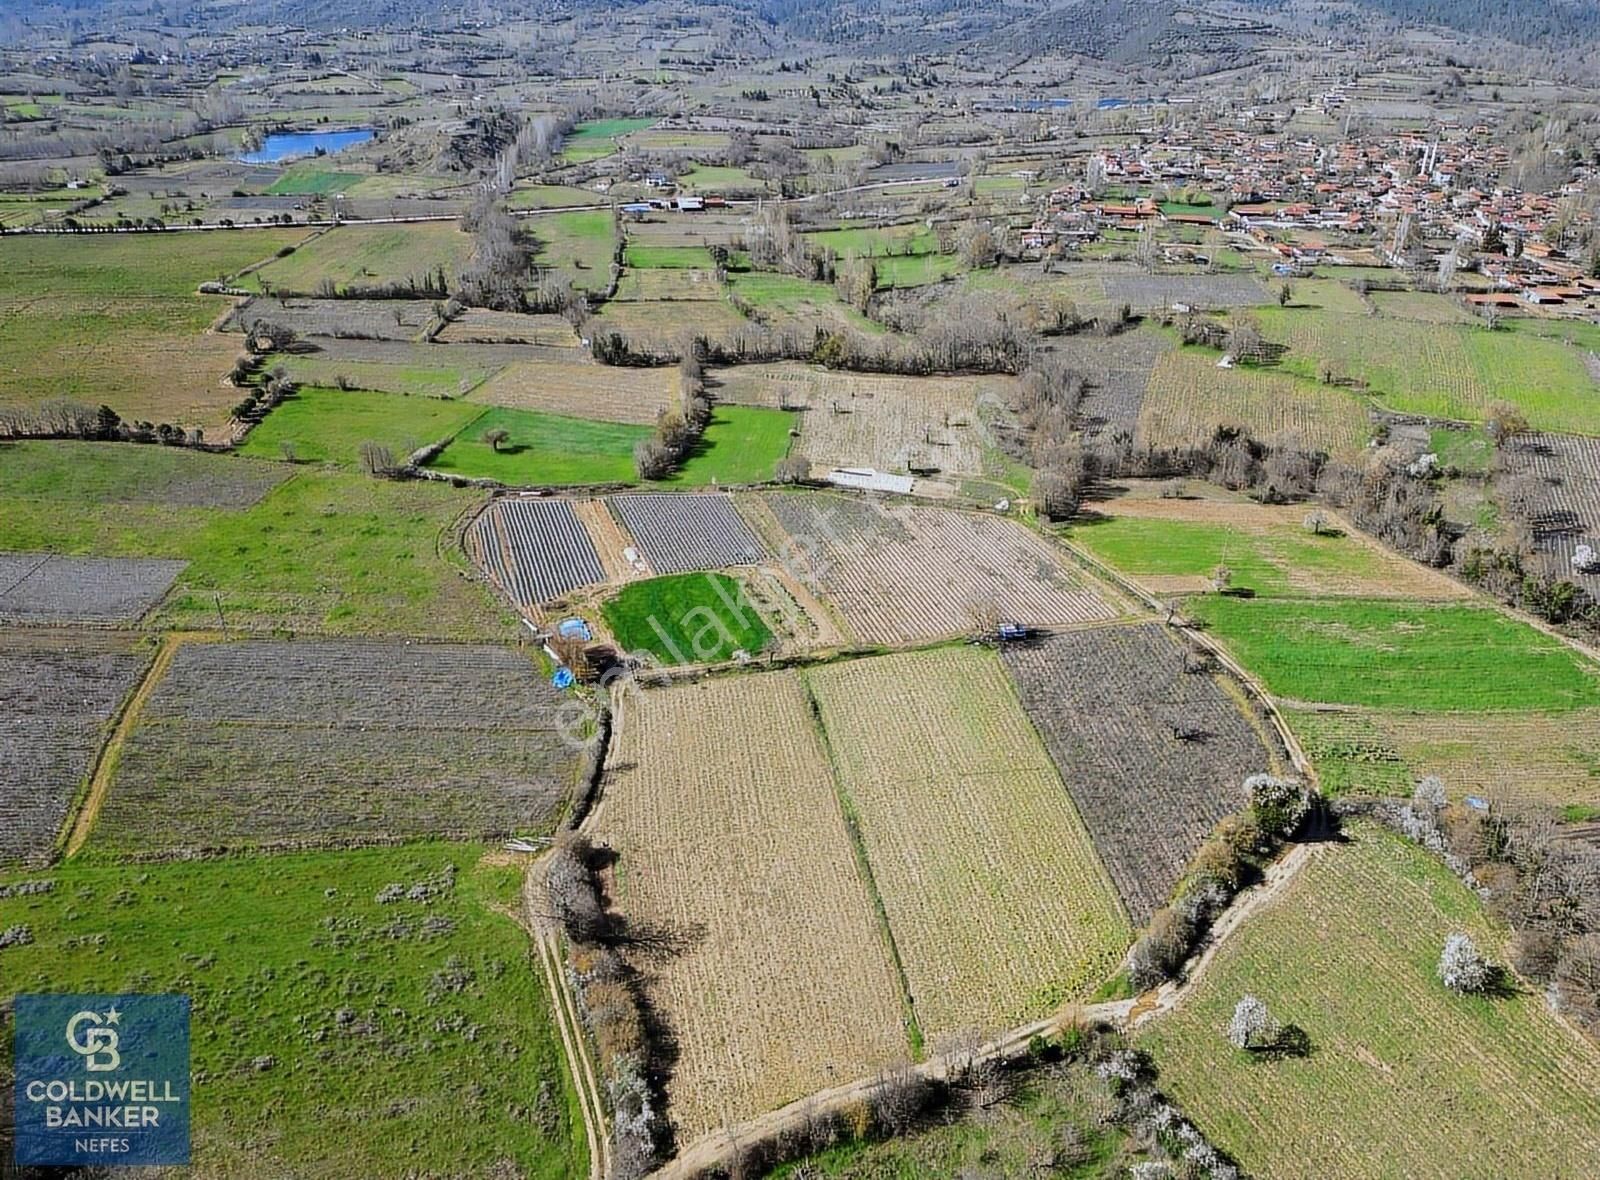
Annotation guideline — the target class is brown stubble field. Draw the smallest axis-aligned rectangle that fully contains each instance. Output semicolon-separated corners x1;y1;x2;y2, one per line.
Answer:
588;671;909;1142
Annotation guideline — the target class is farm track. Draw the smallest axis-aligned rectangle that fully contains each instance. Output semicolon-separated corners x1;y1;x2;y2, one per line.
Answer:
523;858;611;1180
63;631;215;857
647;840;1325;1180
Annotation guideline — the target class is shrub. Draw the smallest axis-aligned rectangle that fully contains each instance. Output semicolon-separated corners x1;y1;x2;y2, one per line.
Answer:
1246;773;1309;840
1224;994;1280;1050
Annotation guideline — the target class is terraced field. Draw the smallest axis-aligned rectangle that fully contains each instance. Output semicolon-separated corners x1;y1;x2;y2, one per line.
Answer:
765;493;1120;644
1003;624;1287;922
1142;827;1600;1180
0;552;187;624
608;492;765;573
590;672;908;1142
89;639;582;856
806;648;1132;1036
465;497;607;608
0;629;152;865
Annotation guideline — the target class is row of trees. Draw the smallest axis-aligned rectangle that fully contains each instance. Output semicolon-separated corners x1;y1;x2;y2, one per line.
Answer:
633;353;713;480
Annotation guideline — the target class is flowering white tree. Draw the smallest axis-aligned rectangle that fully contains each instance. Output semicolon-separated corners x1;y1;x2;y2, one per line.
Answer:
1413;775;1448;810
1439;933;1491;993
1225;994;1281;1050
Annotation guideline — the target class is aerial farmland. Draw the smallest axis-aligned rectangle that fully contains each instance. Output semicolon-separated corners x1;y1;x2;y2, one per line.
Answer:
5;4;1600;1178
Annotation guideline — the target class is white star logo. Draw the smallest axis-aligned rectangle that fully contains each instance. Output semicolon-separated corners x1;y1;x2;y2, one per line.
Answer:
103;1007;121;1026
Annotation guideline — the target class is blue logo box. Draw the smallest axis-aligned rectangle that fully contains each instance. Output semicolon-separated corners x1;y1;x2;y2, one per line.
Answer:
13;993;191;1167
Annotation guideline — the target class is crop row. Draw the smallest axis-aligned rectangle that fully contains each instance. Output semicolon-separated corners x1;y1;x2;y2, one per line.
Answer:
466;497;606;608
0;553;187;625
608;492;766;573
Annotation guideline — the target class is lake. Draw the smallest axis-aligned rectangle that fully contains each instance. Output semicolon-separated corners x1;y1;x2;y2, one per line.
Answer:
239;128;375;165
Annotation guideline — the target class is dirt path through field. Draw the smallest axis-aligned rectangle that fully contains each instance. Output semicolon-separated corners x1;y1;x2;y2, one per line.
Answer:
64;631;218;857
649;836;1323;1179
523;856;611;1180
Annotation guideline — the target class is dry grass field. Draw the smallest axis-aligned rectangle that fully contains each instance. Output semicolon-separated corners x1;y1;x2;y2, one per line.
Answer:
245;222;475;295
435;310;582;347
468;359;678;425
587;298;752;355
1142;828;1600;1180
806;648;1130;1036
1287;706;1600;807
1137;350;1372;460
591;672;908;1141
764;493;1121;645
712;362;1011;477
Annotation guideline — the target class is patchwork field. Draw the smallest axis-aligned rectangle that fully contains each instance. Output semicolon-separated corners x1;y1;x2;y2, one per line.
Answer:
591;672;909;1142
0;845;587;1177
0;230;304;431
0;629;151;865
1142;828;1600;1180
609;493;765;573
245;222;475;295
587;298;752;355
239;386;484;467
805;648;1131;1036
613;267;724;301
468;360;677;425
0;552;187;624
1071;493;1469;599
711;363;1007;478
227;296;437;342
1138;349;1372;460
89;639;582;856
1287;706;1600;807
1003;624;1287;923
436;310;582;347
1186;598;1600;712
726;270;880;335
1257;308;1600;434
662;405;795;486
466;497;607;608
764;493;1121;645
602;571;772;664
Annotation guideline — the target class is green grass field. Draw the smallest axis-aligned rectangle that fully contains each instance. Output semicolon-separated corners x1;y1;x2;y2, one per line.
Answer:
0;441;514;636
727;271;882;333
1187;597;1600;711
0;229;302;299
602;572;772;664
272;354;498;399
245;222;474;295
1141;827;1600;1179
664;405;794;485
559;117;653;162
0;846;586;1179
534;209;616;292
238;386;485;468
425;406;649;485
1256;307;1600;433
1068;512;1419;598
507;184;598;210
622;244;716;269
265;168;364;195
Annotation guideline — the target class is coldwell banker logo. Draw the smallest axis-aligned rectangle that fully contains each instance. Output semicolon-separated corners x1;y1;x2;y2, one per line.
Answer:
13;993;191;1166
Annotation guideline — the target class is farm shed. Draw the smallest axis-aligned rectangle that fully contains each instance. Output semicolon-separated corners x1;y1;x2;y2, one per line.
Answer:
826;467;915;495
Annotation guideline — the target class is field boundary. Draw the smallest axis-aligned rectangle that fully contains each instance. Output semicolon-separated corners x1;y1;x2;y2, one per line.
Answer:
799;673;926;1060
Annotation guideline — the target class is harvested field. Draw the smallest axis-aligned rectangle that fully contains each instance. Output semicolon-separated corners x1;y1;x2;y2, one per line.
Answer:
623;212;748;248
1500;432;1600;600
435;310;580;347
1099;272;1269;310
468;360;678;425
609;493;765;573
225;296;436;342
710;363;1009;478
0;552;187;624
1287;706;1600;806
590;672;908;1141
1055;328;1172;439
613;267;724;301
1002;624;1286;923
90;639;582;856
1142;827;1600;1180
587;299;752;355
764;493;1120;645
806;648;1131;1035
0;628;151;865
466;497;606;608
1138;349;1372;460
1073;495;1470;600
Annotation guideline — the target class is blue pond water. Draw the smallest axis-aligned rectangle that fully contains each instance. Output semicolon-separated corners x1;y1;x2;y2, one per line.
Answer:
239;128;374;165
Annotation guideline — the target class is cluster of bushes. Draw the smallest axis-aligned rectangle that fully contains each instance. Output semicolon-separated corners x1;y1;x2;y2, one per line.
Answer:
231;365;296;425
456;195;534;311
1127;774;1312;991
0;399;203;447
545;832;663;1180
633;354;711;479
1343;783;1600;1038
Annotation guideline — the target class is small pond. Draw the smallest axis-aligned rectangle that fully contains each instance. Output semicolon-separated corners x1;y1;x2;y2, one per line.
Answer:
239;128;374;165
